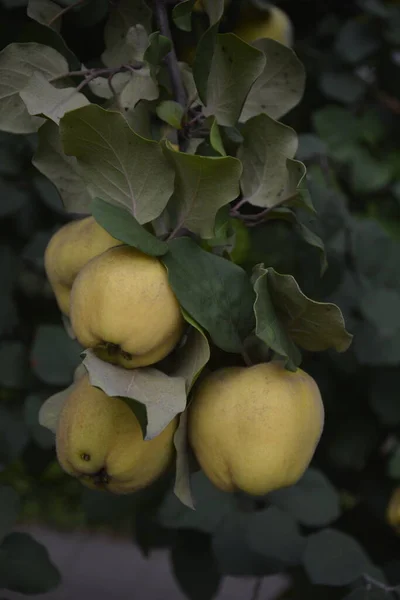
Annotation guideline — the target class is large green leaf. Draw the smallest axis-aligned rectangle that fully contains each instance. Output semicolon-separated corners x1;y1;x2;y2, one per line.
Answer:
103;0;152;50
245;506;306;566
266;267;353;352
162;142;242;239
20;72;89;124
0;42;67;133
203;33;266;126
30;324;82;386
163;237;256;353
212;511;280;576
158;470;237;533
60;105;175;224
268;468;340;527
303;529;376;586
32;120;91;214
83;350;186;440
91;198;168;256
0;533;60;594
238;114;298;208
241;39;305;122
252;264;301;371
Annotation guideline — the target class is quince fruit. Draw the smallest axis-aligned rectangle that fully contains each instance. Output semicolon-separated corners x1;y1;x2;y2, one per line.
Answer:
56;373;178;493
188;361;324;495
44;217;122;316
70;245;185;368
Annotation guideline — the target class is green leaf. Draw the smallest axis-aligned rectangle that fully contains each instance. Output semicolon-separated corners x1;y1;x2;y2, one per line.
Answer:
30;324;82;386
173;412;194;509
162;143;242;239
349;146;392;194
193;23;219;104
368;368;400;426
83;350;187;440
238;114;298;208
173;315;211;393
200;0;225;25
23;395;55;449
0;487;20;543
0;532;60;594
158;470;237;532
32;120;91;214
119;69;159;112
156;100;184;129
20;73;89;124
360;289;400;337
172;0;196;31
313;105;360;152
252;264;301;370
39;386;72;434
334;19;380;64
245;506;306;566
268;468;341;527
104;0;152;52
0;407;29;464
60;105;175;224
144;32;172;74
241;38;305;122
212;512;279;576
172;532;221;600
319;71;366;104
27;0;61;31
303;529;374;586
0;342;29;389
0;42;68;134
209;118;226;156
267;268;353;353
91;198;168;256
203;33;266;126
163;237;256;353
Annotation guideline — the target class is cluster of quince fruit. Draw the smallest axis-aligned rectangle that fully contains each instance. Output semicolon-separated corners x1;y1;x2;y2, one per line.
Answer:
45;218;324;498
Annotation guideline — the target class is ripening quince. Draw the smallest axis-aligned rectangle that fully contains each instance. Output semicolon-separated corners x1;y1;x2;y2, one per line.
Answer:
233;5;293;47
188;361;324;496
70;245;185;368
44;217;122;316
56;374;178;494
387;487;400;534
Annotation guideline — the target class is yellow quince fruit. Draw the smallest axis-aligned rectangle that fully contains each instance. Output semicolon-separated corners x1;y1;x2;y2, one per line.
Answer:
233;5;293;47
56;373;178;494
44;217;122;316
70;245;185;368
188;361;324;495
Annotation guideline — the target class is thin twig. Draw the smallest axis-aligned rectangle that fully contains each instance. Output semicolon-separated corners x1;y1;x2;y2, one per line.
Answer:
47;0;87;26
51;63;143;84
230;192;299;226
250;578;263;600
154;0;187;109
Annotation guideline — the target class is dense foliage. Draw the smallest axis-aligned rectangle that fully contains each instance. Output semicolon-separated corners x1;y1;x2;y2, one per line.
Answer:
0;0;399;597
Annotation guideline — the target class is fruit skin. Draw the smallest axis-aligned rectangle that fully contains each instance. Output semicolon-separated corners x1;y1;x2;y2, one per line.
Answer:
233;5;293;47
44;217;122;316
387;487;400;534
70;245;185;368
188;361;324;496
56;374;178;494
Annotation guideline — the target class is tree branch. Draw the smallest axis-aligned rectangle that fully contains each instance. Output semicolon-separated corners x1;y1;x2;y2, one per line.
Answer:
154;0;187;109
